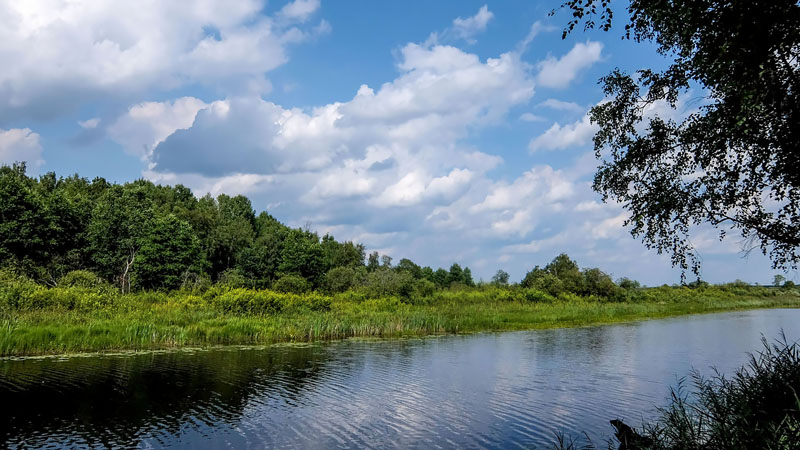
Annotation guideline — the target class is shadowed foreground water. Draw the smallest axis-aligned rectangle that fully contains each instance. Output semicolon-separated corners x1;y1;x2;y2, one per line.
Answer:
2;308;799;449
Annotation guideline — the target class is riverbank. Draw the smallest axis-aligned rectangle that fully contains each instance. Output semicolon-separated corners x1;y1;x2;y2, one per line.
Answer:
2;283;798;357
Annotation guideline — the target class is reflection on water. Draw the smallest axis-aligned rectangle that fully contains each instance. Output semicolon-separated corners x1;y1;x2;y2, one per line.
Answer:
1;309;799;449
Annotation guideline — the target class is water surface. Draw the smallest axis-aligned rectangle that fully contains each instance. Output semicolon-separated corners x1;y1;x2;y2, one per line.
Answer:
2;308;798;448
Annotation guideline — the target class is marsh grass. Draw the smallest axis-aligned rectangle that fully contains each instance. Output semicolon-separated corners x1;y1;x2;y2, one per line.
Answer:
0;282;798;356
555;335;800;449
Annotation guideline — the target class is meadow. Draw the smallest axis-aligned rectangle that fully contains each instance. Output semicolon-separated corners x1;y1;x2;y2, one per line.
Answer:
2;273;797;357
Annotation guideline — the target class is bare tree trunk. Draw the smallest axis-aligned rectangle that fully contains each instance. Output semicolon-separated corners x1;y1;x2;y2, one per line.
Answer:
121;248;137;294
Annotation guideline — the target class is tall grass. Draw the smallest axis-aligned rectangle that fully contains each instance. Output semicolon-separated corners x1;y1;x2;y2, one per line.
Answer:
0;278;798;356
555;336;800;449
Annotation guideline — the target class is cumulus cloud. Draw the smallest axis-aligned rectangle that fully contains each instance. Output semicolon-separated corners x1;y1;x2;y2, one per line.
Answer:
538;98;584;113
517;20;558;53
452;5;493;42
0;128;44;170
108;97;210;161
536;41;603;89
529;114;597;152
278;0;320;22
425;5;494;46
0;0;323;121
142;43;534;195
519;112;547;122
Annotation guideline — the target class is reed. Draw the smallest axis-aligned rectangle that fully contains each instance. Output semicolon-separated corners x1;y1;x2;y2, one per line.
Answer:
0;281;797;356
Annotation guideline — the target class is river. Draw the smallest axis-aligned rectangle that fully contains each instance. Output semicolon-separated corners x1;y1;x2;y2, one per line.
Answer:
1;308;798;449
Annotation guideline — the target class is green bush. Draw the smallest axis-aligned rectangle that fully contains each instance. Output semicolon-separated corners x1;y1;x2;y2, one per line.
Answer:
217;268;248;289
324;266;361;294
272;274;311;294
523;289;556;303
58;270;107;289
413;279;437;298
214;288;284;314
213;288;331;315
19;287;114;311
362;269;414;298
0;273;43;311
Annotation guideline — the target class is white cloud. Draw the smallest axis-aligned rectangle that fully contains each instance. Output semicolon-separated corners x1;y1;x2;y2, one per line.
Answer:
425;5;494;46
536;41;603;89
278;0;320;22
538;98;584;113
452;5;493;42
517;20;558;53
529;114;597;152
108;97;210;161
0;0;323;121
519;112;547;122
0;128;44;170
144;43;534;187
78;118;101;129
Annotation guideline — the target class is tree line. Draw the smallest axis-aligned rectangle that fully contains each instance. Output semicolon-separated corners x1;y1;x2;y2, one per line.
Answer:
0;163;476;294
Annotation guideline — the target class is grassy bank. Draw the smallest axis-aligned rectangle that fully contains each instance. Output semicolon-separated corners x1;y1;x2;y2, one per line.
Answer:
2;278;798;357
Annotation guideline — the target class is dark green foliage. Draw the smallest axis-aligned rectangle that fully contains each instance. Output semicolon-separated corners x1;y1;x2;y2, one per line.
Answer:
272;274;311;294
0;166;622;300
396;258;423;279
522;254;582;294
491;270;510;286
279;229;324;286
580;268;617;298
133;215;200;291
432;268;449;288
217;268;248;289
617;277;641;290
58;270;107;290
362;268;414;298
554;0;800;275
523;254;620;299
323;266;364;294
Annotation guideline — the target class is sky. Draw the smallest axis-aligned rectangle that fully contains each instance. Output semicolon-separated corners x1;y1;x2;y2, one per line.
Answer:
0;0;787;285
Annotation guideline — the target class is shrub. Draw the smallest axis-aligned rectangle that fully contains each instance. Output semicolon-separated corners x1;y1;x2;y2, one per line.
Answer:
0;273;41;311
413;279;437;298
362;269;414;298
19;287;114;311
58;270;106;289
523;289;556;303
272;274;311;294
617;277;641;290
213;288;330;315
324;266;362;294
214;288;284;315
218;268;248;289
581;268;618;298
532;273;566;297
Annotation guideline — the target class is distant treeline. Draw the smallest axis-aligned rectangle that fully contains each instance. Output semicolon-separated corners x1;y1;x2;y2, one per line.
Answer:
0;163;479;294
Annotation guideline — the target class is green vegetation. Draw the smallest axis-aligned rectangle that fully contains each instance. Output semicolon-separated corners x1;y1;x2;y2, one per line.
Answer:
1;268;798;356
0;165;798;356
2;165;798;356
554;0;800;276
557;336;800;449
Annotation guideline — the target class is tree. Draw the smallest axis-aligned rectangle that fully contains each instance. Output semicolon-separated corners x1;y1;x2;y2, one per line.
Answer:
279;229;323;285
87;184;154;292
367;251;380;272
448;263;464;286
554;0;800;275
133;214;200;291
491;269;510;286
396;258;423;279
773;274;786;287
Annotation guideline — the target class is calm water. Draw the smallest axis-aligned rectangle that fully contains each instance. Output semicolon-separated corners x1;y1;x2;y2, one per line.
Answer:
1;309;799;449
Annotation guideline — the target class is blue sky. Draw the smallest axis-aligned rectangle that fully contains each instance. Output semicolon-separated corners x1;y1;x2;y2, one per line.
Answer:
0;0;785;284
